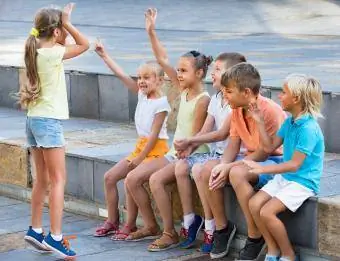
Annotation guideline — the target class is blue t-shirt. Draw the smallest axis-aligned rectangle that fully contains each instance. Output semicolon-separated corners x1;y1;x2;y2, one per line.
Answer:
277;115;324;193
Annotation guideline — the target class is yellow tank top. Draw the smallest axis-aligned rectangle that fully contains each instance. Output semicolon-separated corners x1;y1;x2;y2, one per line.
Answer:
168;89;210;157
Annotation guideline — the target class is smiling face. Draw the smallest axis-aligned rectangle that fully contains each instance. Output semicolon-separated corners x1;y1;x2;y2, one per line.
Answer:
222;80;250;109
279;83;296;112
137;65;162;95
211;60;226;90
176;57;201;89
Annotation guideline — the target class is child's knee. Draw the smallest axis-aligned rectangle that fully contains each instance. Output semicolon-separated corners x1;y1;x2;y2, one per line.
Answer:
259;205;273;221
174;159;189;179
149;174;162;192
229;165;248;187
249;196;261;215
192;163;203;182
125;171;139;188
104;170;119;186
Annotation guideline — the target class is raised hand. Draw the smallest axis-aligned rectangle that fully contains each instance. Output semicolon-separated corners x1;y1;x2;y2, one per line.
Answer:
94;38;107;58
248;98;263;123
242;159;263;174
62;2;75;25
145;8;157;33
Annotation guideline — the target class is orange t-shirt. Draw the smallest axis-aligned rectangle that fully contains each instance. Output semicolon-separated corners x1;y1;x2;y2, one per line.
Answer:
229;95;286;155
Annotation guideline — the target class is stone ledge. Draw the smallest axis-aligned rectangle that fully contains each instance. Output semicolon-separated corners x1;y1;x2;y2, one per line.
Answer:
318;195;340;258
0;142;28;187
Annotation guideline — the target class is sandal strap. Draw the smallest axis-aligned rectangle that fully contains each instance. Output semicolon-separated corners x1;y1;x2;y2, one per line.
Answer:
163;231;175;239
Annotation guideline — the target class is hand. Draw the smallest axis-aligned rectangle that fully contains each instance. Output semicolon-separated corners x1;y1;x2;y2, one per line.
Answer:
209;163;232;191
242;160;263;174
128;156;143;169
176;146;194;159
94;38;107;58
174;139;190;151
62;3;75;25
248;99;263;123
145;7;157;33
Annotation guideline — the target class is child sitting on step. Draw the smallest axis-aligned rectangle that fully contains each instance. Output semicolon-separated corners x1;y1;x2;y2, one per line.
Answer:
93;39;171;241
245;74;325;261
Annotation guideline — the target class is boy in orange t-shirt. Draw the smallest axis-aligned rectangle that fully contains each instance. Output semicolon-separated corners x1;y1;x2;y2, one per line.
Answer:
200;63;286;260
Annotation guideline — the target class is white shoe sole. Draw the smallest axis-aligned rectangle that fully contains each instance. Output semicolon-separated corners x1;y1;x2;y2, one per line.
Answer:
210;225;237;259
42;240;76;260
24;236;52;253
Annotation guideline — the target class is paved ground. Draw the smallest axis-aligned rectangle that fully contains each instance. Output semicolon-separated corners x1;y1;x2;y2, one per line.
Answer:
1;0;340;92
0;196;218;261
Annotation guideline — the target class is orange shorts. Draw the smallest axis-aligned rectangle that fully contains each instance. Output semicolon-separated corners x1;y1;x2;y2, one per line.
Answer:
126;137;169;162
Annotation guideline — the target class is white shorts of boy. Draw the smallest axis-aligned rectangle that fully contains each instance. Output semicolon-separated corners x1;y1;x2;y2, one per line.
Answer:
261;174;315;212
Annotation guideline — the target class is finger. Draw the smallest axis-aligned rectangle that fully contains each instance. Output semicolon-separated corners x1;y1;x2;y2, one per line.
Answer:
214;180;225;190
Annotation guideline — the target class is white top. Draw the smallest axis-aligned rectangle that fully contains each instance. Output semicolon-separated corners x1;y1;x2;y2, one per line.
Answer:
207;92;232;154
134;90;171;139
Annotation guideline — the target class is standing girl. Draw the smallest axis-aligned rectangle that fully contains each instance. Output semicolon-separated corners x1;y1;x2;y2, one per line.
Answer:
22;3;89;259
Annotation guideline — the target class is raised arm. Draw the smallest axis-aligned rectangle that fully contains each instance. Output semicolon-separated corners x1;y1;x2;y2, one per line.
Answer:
94;40;138;93
145;8;180;89
248;101;283;153
192;113;231;145
61;3;90;60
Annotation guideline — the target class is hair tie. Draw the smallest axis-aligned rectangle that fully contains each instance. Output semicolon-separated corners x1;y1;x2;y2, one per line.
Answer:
30;28;39;37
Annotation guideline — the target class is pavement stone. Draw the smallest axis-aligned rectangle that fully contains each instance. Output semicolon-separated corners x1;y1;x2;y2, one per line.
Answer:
0;196;199;261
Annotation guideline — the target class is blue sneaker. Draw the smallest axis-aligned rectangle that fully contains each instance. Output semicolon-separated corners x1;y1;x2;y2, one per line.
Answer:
179;215;204;249
265;254;280;261
199;231;214;254
43;233;76;259
24;226;52;252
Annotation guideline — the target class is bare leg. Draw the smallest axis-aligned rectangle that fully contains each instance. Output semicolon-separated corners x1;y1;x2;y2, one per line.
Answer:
229;165;261;238
30;148;49;229
124;181;138;228
125;157;169;228
42;147;66;235
202;160;226;230
175;160;193;215
104;159;131;223
149;162;176;233
249;191;280;255
260;199;294;260
192;163;213;220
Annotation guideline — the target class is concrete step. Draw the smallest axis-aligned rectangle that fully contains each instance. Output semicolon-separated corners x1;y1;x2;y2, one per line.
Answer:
0;107;339;259
1;65;340;152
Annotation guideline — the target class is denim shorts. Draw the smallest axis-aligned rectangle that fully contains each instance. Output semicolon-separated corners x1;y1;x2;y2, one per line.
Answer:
26;117;65;148
186;152;222;169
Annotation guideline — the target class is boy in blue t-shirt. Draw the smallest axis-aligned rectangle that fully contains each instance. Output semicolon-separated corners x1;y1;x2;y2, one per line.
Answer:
244;74;324;261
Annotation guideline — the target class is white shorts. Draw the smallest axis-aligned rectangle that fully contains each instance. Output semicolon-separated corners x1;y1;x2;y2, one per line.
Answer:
261;175;315;212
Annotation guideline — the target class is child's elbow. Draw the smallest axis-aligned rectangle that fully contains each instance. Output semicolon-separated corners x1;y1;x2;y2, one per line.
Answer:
263;146;274;154
84;40;90;50
290;162;301;172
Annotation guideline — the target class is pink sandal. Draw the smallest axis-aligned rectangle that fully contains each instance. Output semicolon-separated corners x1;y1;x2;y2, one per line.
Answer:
93;220;119;237
110;224;137;241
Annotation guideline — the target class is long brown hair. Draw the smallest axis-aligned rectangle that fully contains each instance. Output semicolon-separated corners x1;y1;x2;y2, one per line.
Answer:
20;8;62;108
